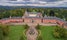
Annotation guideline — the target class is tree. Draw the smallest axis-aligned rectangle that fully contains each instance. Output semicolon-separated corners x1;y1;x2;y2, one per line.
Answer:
0;24;9;40
49;10;55;16
2;25;9;36
53;26;67;39
0;27;3;40
0;24;9;36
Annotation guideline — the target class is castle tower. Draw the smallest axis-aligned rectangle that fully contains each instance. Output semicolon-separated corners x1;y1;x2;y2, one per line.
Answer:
22;10;28;18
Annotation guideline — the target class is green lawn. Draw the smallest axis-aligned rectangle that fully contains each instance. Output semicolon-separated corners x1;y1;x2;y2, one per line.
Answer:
5;25;26;40
40;26;64;40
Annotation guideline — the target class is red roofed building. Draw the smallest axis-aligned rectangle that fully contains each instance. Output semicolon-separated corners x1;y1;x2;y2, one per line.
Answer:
0;11;67;28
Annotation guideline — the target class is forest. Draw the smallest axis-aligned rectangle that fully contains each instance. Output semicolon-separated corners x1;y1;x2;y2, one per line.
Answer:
0;8;67;21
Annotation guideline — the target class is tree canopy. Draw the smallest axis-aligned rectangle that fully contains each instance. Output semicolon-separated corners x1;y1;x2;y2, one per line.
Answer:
0;8;67;20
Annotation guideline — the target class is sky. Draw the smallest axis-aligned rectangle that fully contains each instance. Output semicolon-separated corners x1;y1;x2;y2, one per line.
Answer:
0;0;67;7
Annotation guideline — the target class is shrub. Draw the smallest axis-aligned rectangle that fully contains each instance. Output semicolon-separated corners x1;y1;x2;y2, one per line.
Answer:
37;36;43;40
36;24;40;30
20;36;25;40
53;32;60;38
24;24;29;29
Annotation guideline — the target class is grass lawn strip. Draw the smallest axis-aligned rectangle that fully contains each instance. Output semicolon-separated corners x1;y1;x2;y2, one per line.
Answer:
5;25;26;40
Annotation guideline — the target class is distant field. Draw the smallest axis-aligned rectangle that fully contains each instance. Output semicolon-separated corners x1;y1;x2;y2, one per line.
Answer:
40;26;64;40
5;25;26;40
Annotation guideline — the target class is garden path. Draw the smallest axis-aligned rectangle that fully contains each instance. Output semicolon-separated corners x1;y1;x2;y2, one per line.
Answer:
26;23;38;40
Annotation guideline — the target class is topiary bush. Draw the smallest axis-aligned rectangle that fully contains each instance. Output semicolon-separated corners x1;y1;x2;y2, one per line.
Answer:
36;24;40;30
24;24;29;29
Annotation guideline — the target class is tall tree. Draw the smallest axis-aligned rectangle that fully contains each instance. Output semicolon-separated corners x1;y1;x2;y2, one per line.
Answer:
49;10;55;16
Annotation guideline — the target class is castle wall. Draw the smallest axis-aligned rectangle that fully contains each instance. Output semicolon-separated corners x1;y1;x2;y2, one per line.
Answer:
0;17;67;28
32;18;42;23
0;19;23;24
24;18;42;23
24;18;32;23
43;19;57;23
56;20;65;26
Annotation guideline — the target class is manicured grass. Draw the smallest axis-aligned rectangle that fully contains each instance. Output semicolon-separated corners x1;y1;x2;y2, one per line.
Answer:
5;25;26;40
40;26;64;40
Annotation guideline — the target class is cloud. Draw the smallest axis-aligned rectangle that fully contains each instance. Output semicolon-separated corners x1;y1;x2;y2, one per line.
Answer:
0;0;67;7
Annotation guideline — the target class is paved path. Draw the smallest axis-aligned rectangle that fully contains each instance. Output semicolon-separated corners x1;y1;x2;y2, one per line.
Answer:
26;24;38;40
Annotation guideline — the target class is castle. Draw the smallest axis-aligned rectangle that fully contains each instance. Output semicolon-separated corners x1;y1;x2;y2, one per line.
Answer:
0;11;67;28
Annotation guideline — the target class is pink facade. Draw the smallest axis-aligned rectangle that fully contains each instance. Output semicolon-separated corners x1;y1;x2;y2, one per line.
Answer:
0;17;67;28
24;18;42;23
32;18;42;23
56;20;65;26
43;19;57;23
24;18;32;23
0;19;23;24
